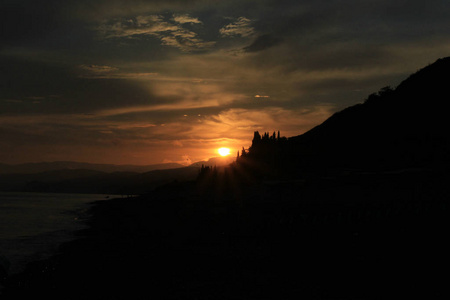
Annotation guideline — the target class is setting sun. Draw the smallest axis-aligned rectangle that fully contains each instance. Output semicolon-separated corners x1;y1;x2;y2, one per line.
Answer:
218;147;231;156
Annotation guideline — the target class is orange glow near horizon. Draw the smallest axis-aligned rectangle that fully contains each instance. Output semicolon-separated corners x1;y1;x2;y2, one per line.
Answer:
218;147;231;156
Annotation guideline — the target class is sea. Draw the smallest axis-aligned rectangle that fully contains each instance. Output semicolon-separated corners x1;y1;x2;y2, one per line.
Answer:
0;192;113;276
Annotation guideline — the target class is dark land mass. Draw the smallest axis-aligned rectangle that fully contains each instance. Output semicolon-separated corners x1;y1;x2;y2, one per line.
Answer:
0;161;184;175
0;166;200;195
2;58;450;299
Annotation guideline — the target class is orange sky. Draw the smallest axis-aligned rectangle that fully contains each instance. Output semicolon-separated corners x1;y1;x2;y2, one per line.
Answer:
2;0;450;165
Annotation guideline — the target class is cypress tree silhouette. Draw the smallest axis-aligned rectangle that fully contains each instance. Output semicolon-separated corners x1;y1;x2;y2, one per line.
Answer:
253;131;261;145
241;147;247;157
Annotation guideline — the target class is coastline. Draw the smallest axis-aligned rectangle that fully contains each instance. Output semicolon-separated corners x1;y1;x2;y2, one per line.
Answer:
1;195;147;299
0;193;112;286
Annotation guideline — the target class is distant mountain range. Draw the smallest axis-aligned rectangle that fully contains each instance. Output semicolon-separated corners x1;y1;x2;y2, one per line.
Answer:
0;166;198;195
0;161;184;175
0;157;236;194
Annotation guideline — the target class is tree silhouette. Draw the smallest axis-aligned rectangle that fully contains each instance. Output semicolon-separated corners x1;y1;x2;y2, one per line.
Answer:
241;147;247;157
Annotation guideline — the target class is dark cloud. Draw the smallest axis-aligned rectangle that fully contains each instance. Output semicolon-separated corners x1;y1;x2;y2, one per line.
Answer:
68;0;212;21
0;56;180;116
0;0;63;46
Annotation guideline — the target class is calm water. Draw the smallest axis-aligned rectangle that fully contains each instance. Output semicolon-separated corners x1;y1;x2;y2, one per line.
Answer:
0;192;112;275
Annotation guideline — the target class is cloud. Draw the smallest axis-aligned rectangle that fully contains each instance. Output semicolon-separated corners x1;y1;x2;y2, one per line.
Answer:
97;14;215;52
79;64;119;73
172;140;184;147
200;106;335;138
0;0;66;47
98;15;178;38
69;0;210;21
78;64;161;79
220;17;255;38
173;14;202;24
97;101;219;117
95;79;243;117
159;33;215;52
80;72;159;79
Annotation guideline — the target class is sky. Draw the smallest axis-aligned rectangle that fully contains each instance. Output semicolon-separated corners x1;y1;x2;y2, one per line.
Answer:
1;0;450;165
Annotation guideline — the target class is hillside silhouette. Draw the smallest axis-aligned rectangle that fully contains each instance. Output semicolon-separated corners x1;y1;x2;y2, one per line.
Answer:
237;57;450;177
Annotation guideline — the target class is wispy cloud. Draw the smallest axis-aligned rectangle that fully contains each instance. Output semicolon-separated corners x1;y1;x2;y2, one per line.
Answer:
78;64;158;79
173;14;202;24
97;101;220;117
98;15;177;38
220;17;255;38
200;107;334;138
159;31;215;52
97;14;214;52
79;64;119;74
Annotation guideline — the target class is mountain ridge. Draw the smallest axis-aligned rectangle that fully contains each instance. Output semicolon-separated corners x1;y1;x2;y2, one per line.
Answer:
0;161;184;175
0;166;200;194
